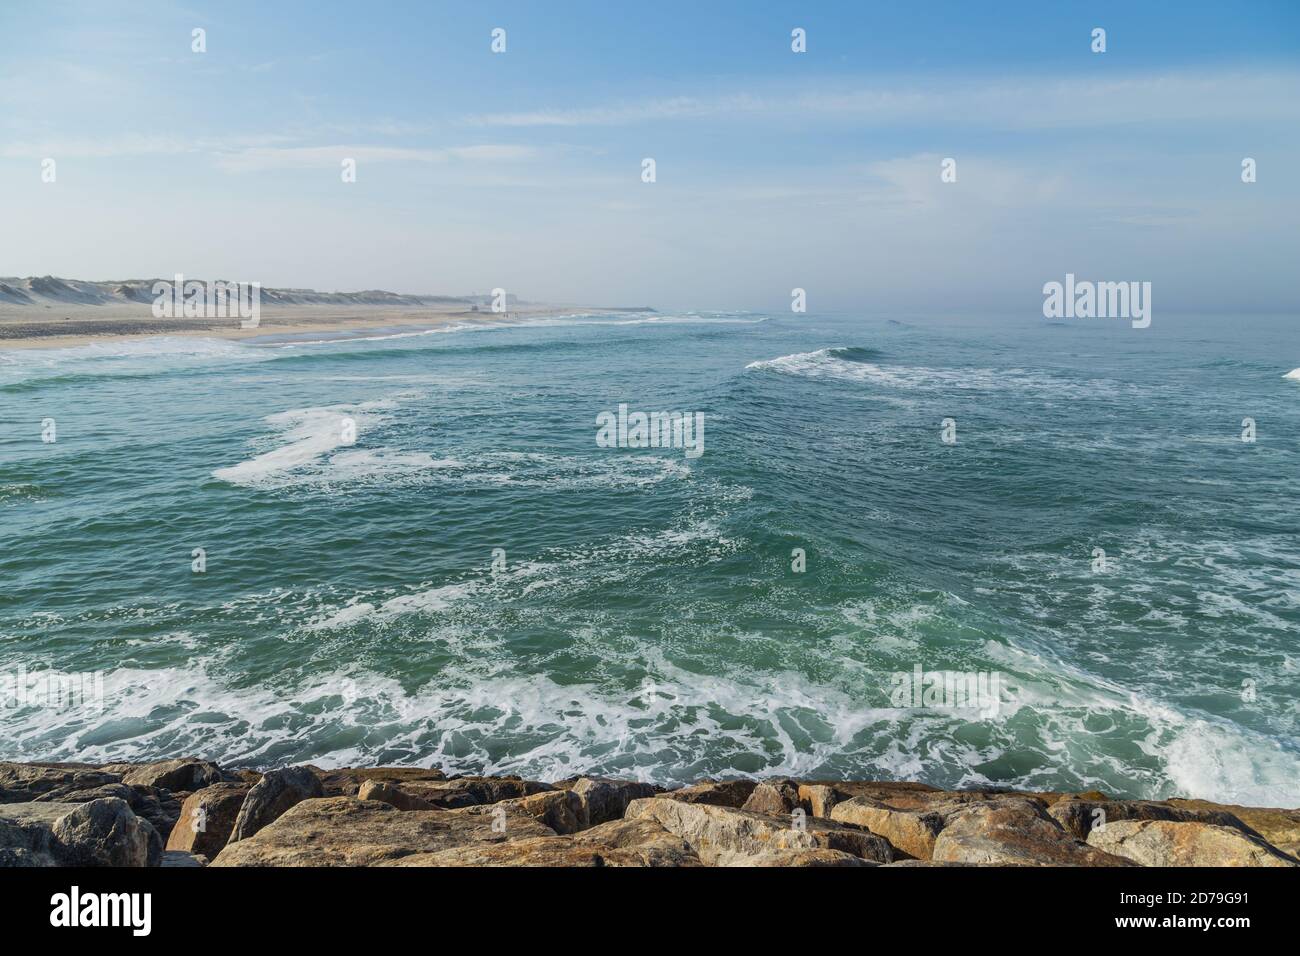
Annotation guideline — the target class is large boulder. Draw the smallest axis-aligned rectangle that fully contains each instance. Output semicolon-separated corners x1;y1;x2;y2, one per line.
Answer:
1050;798;1258;842
496;790;587;834
34;783;181;842
315;766;447;797
568;777;657;826
394;776;552;809
0;798;158;867
1087;820;1299;867
625;796;894;865
830;796;952;860
931;797;1135;867
382;817;700;867
211;796;554;866
666;779;758;808
725;848;875;867
0;763;121;803
228;766;324;842
741;778;803;816
120;758;226;792
165;783;249;858
357;780;438;811
1163;799;1300;858
798;784;847;819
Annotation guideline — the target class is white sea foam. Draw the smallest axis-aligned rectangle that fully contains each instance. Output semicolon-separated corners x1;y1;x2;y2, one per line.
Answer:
1284;367;1300;380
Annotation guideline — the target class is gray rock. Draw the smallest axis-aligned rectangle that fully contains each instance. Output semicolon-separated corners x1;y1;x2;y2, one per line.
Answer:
228;766;324;843
569;777;657;826
120;758;226;792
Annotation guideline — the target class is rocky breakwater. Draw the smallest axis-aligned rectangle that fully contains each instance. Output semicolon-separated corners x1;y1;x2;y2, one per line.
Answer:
2;761;1297;868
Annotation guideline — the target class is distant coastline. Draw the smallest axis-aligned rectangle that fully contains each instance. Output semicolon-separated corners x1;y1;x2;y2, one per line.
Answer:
0;276;655;349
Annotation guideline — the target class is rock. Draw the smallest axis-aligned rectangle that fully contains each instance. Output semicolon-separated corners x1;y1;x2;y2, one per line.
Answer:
211;796;554;866
1;798;160;867
497;789;587;834
357;780;438;811
120;758;225;792
625;796;894;865
0;762;121;803
0;802;67;865
572;818;701;866
165;783;249;858
932;797;1135;867
567;777;657;827
741;778;803;815
1087;820;1299;867
162;849;208;867
384;818;700;867
1050;798;1259;842
1163;799;1300;853
228;766;325;842
35;783;181;842
798;784;847;819
831;796;951;860
396;776;552;809
724;848;875;867
316;766;447;797
667;779;758;808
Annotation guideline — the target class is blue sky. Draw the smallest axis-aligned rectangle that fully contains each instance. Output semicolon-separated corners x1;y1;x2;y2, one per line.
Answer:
2;0;1298;311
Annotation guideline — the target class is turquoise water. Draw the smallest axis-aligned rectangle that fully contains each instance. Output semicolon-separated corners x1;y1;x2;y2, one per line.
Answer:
2;311;1298;805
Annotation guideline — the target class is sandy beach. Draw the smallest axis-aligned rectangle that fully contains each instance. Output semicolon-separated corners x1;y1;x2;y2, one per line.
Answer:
0;301;592;350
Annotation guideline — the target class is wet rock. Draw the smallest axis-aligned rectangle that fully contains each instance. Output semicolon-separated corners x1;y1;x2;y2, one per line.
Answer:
626;796;894;865
932;797;1135;867
1087;820;1299;867
166;783;249;858
228;766;324;842
211;796;554;866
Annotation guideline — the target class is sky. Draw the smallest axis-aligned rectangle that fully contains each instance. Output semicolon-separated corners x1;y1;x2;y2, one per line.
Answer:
1;0;1298;312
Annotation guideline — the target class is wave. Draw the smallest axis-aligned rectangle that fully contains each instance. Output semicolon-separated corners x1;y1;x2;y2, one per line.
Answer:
745;347;1136;397
1284;368;1300;380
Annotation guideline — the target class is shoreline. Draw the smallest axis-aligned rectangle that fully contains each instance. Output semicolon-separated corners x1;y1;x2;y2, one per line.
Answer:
0;302;599;350
3;758;1296;867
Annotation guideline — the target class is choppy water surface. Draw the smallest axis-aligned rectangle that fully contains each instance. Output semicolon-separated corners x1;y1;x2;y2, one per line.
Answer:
2;311;1298;805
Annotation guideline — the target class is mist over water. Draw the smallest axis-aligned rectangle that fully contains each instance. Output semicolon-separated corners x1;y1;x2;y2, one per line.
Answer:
2;311;1298;805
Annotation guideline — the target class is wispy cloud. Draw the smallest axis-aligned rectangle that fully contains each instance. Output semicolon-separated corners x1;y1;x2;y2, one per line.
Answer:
467;68;1300;130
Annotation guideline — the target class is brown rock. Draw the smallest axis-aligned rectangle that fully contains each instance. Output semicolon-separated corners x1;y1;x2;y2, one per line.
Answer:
315;766;447;797
210;796;554;866
357;779;438;811
1087;820;1299;867
121;758;226;792
398;776;552;809
625;796;894;865
497;789;586;834
166;783;249;857
1050;798;1259;841
1164;799;1300;852
724;848;875;867
932;797;1135;867
799;784;847;818
830;796;951;860
569;777;657;826
572;817;701;866
5;797;162;867
0;762;121;803
741;778;802;815
666;779;758;808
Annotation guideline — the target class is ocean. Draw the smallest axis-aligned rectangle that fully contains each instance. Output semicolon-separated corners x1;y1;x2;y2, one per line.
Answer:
2;310;1298;806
